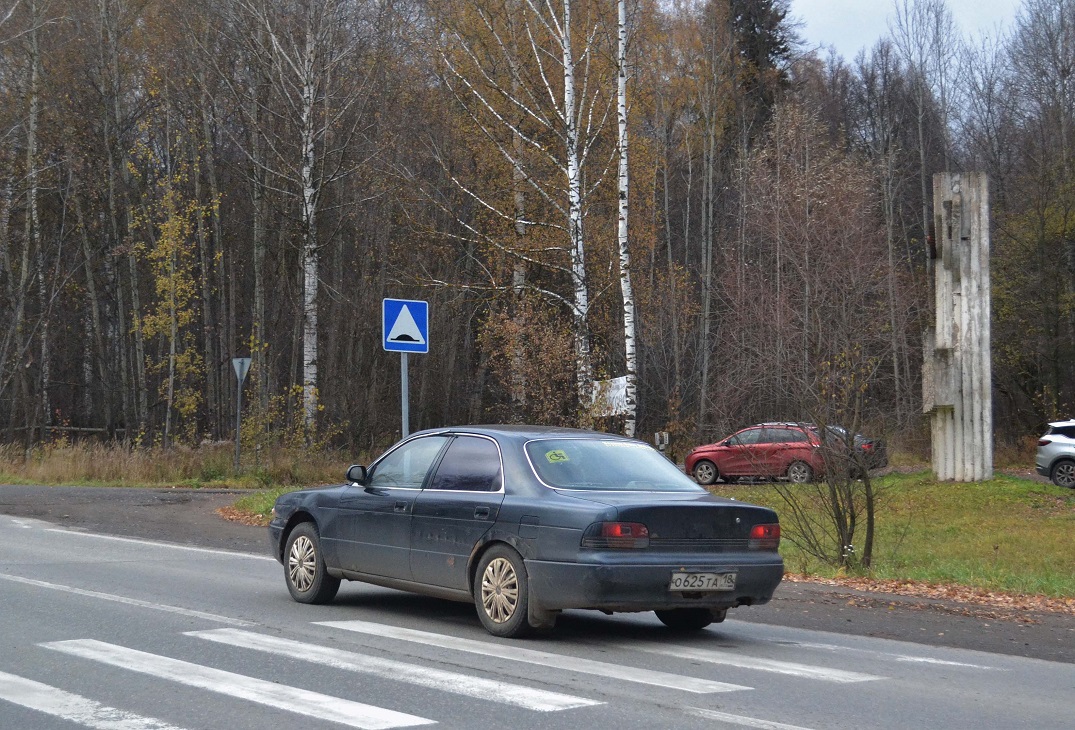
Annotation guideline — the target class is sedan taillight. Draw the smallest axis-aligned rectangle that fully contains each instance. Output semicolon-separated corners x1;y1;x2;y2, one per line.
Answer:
581;522;650;549
1038;439;1052;447
749;523;780;550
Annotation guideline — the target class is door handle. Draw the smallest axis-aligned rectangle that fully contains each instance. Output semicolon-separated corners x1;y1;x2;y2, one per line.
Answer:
394;501;408;513
474;506;491;519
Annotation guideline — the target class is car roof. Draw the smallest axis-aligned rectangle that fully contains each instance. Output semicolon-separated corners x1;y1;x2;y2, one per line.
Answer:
1048;420;1075;428
408;424;635;443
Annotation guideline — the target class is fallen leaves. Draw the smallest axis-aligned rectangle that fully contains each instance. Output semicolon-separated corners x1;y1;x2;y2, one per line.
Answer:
216;506;270;527
784;572;1075;618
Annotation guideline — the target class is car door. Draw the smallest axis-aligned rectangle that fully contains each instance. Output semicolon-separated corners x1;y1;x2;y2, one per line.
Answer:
335;435;449;580
767;427;806;475
410;435;505;590
742;428;782;477
721;428;762;476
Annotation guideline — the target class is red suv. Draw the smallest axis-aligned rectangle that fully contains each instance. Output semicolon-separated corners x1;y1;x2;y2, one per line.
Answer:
685;423;824;485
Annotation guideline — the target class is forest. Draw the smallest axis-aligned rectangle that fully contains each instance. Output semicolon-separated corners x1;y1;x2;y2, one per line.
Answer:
0;0;1071;459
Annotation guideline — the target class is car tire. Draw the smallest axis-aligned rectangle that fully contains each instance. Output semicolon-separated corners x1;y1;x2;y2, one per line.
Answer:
474;544;531;638
284;522;340;604
692;459;718;485
654;608;718;631
786;461;814;484
1051;460;1075;488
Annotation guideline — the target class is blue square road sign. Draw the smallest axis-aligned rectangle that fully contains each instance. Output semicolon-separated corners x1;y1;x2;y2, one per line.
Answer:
383;299;429;353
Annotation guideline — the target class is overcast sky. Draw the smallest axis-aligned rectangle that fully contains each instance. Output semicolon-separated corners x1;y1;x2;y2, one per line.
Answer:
791;0;1022;61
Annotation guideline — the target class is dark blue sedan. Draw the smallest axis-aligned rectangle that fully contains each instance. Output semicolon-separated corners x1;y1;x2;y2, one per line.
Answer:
269;425;784;637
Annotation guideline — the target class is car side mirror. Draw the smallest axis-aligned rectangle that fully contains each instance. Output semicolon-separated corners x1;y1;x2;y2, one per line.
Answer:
346;464;366;484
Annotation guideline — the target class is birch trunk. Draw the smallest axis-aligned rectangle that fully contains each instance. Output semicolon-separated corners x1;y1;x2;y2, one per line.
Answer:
98;0;132;437
883;153;903;424
660;117;682;400
164;234;177;448
25;0;45;439
102;0;148;437
696;79;716;432
562;0;592;425
0;147;15;407
250;40;269;414
194;102;219;440
616;0;637;437
73;191;112;431
300;16;321;439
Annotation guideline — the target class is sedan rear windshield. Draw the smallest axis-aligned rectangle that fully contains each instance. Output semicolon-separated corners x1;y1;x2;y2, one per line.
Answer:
525;438;703;492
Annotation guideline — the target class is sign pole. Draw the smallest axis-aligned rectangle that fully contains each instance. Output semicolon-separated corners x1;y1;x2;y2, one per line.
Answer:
232;357;251;472
383;298;428;440
401;353;409;438
235;381;243;471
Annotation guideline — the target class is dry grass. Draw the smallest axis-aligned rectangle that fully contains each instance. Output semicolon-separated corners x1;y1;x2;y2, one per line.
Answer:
0;441;348;489
993;434;1040;469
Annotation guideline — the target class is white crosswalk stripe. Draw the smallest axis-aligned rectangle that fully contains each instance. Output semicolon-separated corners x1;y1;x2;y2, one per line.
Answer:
0;670;188;730
608;640;883;682
686;706;820;730
317;619;752;694
42;639;435;730
188;628;602;711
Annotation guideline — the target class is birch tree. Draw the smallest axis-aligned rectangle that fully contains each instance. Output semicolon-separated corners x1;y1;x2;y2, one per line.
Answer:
223;0;372;438
431;0;617;424
0;0;45;441
853;41;915;426
890;0;958;274
94;0;151;439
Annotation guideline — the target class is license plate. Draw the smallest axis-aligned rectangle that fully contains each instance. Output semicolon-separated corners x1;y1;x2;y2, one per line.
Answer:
668;571;736;591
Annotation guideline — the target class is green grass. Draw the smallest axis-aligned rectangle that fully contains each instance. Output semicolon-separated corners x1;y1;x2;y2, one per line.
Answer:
717;471;1075;598
233;487;295;523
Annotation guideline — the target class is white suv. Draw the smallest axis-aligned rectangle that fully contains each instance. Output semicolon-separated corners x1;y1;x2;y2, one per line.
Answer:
1036;420;1075;488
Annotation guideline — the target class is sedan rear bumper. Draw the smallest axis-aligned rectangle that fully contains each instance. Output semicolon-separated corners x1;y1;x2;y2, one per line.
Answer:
526;554;784;612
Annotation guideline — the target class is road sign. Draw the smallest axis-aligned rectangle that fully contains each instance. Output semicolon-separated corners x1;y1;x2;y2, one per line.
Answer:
383;299;429;354
231;357;252;472
232;357;251;385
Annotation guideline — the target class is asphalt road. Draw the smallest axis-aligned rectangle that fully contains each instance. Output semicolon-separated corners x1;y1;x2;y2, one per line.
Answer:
1;484;1072;664
1;489;1073;729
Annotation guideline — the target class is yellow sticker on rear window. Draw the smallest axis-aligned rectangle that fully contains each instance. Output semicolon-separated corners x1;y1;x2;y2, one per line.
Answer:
545;450;569;463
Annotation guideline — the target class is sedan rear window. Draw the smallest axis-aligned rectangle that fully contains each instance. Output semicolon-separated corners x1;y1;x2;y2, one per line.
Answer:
525;438;703;492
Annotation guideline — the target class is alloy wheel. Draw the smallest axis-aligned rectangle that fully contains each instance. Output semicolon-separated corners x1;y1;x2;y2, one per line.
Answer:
693;460;717;485
288;535;316;592
787;462;813;484
1054;462;1075;488
480;557;519;624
